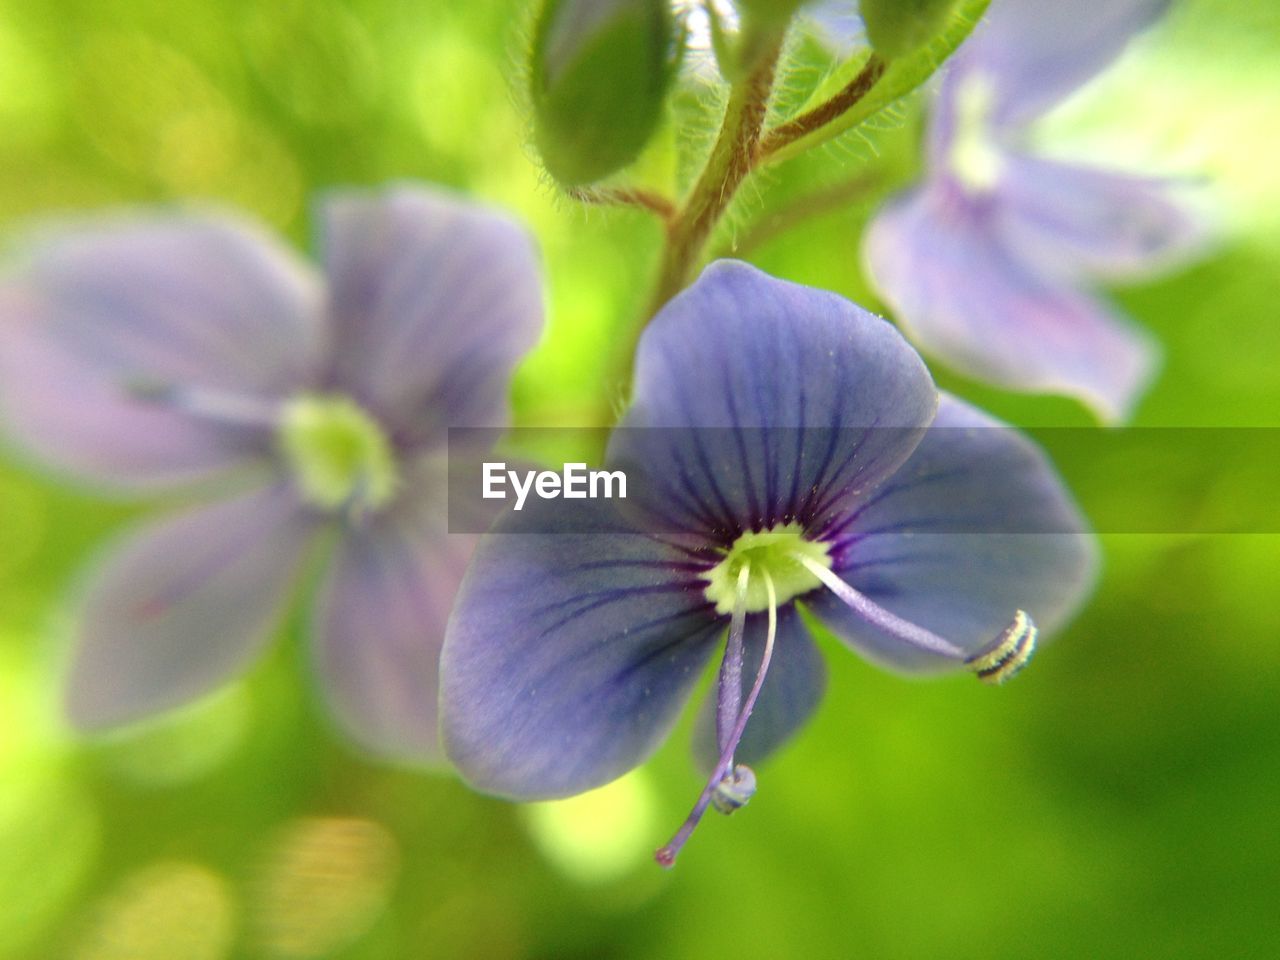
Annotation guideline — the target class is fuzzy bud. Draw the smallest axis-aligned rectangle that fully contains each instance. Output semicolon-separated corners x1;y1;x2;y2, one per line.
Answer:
860;0;960;58
529;0;676;186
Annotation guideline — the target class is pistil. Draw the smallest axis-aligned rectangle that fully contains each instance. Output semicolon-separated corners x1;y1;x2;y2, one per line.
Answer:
655;567;779;868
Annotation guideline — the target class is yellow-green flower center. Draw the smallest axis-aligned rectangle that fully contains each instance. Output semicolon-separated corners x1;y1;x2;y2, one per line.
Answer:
702;522;833;615
278;394;398;512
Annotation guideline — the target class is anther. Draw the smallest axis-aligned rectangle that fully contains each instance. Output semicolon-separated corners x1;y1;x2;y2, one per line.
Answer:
654;570;779;868
966;610;1037;685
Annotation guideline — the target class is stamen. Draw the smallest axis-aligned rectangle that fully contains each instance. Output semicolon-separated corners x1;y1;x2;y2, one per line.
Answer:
966;609;1036;684
655;569;779;869
125;378;282;429
715;563;752;754
793;554;967;660
794;553;1038;683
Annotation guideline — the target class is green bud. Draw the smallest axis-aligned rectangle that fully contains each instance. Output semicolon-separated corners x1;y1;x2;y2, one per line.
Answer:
530;0;676;186
860;0;960;58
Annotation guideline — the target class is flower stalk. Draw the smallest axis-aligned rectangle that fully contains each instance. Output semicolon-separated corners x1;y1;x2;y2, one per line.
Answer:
646;21;786;317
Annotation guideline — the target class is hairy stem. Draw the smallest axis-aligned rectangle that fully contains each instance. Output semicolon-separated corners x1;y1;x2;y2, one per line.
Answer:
567;186;678;225
591;24;786;426
647;30;786;316
594;21;908;425
716;171;884;259
756;54;888;161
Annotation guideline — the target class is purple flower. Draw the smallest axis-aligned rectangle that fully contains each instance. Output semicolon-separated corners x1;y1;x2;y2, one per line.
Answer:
0;185;543;762
864;0;1206;422
440;261;1094;864
805;1;865;55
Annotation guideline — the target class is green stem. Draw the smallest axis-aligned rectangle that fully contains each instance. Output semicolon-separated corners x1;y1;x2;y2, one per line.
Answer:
761;0;992;166
567;186;678;224
591;0;991;426
756;54;888;162
647;28;786;317
715;171;885;259
591;23;786;426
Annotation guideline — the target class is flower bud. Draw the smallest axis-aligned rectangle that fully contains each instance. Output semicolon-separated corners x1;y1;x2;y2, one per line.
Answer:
529;0;676;186
860;0;959;58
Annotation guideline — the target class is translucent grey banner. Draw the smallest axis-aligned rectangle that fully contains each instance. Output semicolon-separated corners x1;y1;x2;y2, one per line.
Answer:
446;427;1280;534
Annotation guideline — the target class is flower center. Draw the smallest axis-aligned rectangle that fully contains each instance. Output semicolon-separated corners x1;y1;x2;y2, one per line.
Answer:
656;524;1040;867
278;395;398;513
702;522;832;615
947;71;1005;193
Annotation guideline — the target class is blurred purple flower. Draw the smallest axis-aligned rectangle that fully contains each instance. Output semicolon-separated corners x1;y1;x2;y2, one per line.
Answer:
676;0;863;79
864;0;1207;422
440;261;1094;864
0;185;543;762
804;1;865;55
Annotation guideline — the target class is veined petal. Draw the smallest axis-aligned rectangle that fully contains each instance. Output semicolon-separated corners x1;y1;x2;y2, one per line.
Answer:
318;185;544;445
947;0;1171;128
16;211;327;390
996;152;1209;280
612;260;938;538
312;458;469;764
0;213;326;489
693;604;826;770
808;395;1096;672
441;498;722;800
864;186;1157;422
65;484;315;729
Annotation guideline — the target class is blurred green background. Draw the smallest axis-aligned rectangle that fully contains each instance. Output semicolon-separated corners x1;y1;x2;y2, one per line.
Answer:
2;1;1278;957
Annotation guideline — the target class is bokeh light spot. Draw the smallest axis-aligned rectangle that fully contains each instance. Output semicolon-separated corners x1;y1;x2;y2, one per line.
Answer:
0;14;55;144
252;817;398;959
0;771;100;957
523;768;657;884
71;32;300;223
244;0;380;126
72;861;234;960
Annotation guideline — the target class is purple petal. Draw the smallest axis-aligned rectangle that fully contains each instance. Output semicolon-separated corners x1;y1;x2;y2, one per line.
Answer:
864;185;1157;422
996;152;1209;280
0;212;326;489
312;459;470;764
805;1;866;56
612;260;938;537
808;395;1096;672
318;185;544;445
693;604;826;770
948;0;1171;127
441;499;722;800
65;484;315;728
